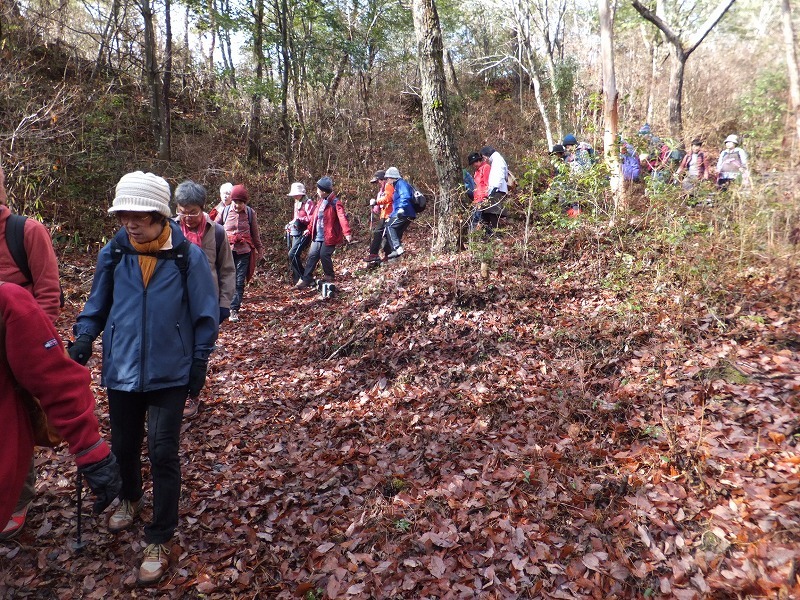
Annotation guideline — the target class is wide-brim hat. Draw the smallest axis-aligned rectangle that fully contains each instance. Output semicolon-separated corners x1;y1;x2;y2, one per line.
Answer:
288;182;306;196
724;134;739;145
108;171;171;217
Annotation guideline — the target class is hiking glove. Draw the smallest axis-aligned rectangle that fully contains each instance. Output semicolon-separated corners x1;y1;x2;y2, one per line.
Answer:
68;335;93;366
188;358;208;397
219;307;230;322
79;452;122;514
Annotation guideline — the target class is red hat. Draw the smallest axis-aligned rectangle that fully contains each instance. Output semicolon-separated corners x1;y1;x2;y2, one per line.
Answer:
230;184;249;203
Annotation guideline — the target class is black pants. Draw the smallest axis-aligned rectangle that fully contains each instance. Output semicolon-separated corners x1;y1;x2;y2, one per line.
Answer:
108;386;186;545
386;215;413;251
231;251;251;311
288;235;310;283
302;240;335;282
368;217;391;256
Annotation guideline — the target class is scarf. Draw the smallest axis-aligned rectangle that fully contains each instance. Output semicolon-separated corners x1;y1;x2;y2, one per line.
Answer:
180;215;206;248
129;224;171;288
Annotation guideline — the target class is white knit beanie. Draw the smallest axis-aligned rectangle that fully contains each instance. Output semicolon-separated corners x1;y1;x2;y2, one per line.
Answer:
108;171;172;217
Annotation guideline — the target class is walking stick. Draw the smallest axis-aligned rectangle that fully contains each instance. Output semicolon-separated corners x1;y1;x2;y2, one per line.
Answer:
71;471;87;553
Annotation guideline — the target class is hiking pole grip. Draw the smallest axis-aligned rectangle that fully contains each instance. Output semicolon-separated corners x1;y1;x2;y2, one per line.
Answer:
71;471;87;553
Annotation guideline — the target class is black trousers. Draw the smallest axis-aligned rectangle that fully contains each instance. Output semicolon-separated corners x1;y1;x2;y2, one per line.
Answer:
108;386;186;544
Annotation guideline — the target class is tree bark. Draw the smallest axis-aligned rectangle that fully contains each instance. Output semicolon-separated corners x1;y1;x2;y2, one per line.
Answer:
141;0;165;158
158;0;172;161
411;0;462;253
599;0;623;211
248;0;265;164
276;0;294;179
782;0;800;157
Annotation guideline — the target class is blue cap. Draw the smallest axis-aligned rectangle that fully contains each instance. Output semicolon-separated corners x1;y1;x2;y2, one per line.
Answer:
316;177;333;193
563;134;578;146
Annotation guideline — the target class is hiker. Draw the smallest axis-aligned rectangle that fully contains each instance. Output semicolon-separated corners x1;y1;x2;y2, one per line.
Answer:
479;146;509;234
0;164;62;541
0;281;122;540
463;166;476;203
68;171;218;586
563;134;594;174
364;170;392;266
295;177;352;289
468;152;490;233
674;138;711;194
620;140;641;183
716;135;750;191
214;184;263;322
286;182;314;283
209;182;232;221
383;167;415;257
174;180;235;417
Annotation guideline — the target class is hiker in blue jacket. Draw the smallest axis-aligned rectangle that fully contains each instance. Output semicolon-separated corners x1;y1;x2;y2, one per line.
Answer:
384;166;416;258
68;171;218;586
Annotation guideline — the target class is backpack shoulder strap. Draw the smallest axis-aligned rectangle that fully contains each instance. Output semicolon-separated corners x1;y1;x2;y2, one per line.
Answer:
214;223;226;262
6;214;32;283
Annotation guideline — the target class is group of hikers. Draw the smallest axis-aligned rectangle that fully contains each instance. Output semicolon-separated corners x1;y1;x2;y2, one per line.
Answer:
0;124;751;586
541;127;751;210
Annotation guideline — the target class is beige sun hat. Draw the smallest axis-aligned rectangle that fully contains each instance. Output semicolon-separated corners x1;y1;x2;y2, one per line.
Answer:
287;182;307;196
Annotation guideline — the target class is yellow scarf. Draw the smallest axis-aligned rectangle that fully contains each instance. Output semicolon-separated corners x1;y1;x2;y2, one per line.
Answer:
129;224;171;288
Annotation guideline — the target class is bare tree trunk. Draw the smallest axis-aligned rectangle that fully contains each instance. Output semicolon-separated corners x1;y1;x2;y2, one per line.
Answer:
445;49;463;97
632;0;736;138
141;0;164;157
93;0;120;78
782;0;800;158
276;0;294;179
599;0;623;212
207;0;216;92
248;0;265;164
158;0;172;161
411;0;461;253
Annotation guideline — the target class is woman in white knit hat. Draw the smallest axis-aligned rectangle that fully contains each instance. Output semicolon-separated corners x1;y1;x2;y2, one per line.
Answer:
285;181;313;284
68;171;219;585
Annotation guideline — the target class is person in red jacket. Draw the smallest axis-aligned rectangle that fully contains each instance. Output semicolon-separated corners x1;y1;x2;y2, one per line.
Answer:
0;281;121;534
295;177;352;289
0;164;62;540
469;152;491;233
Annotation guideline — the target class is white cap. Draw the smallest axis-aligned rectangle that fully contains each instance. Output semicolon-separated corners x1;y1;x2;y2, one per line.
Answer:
108;171;171;217
384;166;401;179
220;182;233;197
724;134;739;145
287;182;306;196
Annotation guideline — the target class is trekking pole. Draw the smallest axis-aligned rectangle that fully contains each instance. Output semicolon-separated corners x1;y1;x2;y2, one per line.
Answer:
71;471;87;553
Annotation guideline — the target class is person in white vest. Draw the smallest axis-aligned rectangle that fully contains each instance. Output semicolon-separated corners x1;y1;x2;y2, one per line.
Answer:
479;146;509;235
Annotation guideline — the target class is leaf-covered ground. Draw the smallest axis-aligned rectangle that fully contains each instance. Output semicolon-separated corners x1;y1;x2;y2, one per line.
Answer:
1;215;799;599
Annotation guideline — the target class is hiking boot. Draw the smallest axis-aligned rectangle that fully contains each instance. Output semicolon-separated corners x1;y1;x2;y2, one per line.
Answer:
295;279;310;290
137;543;170;586
0;505;28;541
387;245;404;258
183;395;200;418
108;498;142;533
364;253;381;264
229;310;239;322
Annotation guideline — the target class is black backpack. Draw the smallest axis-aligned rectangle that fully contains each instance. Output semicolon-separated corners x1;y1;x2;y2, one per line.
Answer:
6;213;65;307
410;186;427;213
109;238;192;304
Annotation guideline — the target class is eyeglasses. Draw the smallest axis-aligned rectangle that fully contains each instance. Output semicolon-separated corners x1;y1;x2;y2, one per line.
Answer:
116;212;153;225
176;209;203;219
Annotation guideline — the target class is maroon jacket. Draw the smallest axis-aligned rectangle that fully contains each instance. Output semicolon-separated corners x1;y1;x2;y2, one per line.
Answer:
676;151;711;180
0;283;109;526
305;195;351;246
0;205;61;324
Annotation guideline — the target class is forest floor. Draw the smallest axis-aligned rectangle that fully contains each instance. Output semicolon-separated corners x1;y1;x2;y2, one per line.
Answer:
1;210;799;600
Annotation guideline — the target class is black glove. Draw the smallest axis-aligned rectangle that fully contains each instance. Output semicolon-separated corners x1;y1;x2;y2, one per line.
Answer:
219;307;230;322
67;335;93;366
188;358;208;397
79;452;122;514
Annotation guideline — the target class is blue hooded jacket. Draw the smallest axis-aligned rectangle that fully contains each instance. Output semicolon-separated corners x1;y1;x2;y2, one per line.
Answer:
390;178;416;219
75;221;219;392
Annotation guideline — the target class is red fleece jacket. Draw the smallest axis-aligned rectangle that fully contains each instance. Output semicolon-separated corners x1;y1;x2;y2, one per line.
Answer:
0;205;61;324
0;283;109;526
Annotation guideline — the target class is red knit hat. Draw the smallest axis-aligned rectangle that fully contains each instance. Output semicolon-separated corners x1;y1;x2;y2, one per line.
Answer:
230;184;249;203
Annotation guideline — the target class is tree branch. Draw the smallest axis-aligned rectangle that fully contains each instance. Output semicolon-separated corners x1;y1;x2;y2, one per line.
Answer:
631;0;682;50
685;0;737;57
